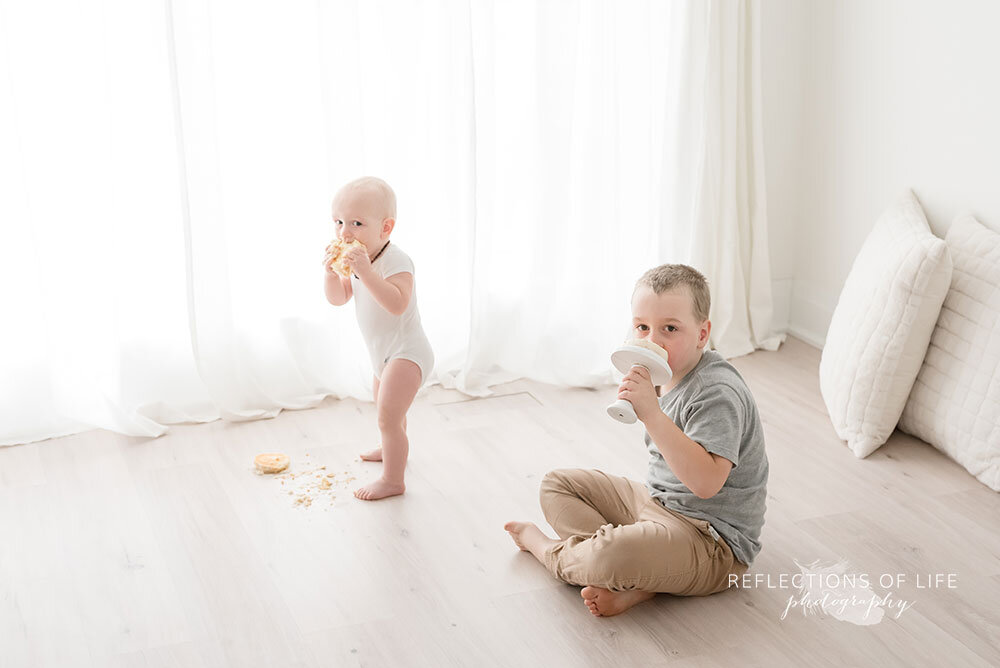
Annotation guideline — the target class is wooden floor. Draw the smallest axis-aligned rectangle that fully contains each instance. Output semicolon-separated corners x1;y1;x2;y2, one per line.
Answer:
2;337;998;667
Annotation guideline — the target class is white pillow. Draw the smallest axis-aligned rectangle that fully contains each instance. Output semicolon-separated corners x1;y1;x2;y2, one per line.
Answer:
819;190;952;458
899;214;1000;490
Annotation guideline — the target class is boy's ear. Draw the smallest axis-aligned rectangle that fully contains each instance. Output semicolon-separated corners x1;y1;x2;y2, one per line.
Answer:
382;218;395;237
697;319;712;349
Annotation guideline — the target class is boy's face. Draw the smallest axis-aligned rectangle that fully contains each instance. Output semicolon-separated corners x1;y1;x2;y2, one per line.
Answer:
331;189;394;254
630;285;711;381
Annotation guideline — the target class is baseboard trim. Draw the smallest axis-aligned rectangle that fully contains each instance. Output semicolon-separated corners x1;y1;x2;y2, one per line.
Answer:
787;325;825;350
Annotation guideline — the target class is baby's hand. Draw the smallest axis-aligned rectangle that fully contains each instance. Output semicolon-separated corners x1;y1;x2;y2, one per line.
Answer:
618;366;659;423
345;246;371;276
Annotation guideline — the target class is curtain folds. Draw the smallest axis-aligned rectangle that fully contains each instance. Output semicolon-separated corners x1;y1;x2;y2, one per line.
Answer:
0;0;781;446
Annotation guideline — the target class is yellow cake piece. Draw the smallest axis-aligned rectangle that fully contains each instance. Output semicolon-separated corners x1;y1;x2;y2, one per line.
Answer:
324;238;367;278
254;452;290;474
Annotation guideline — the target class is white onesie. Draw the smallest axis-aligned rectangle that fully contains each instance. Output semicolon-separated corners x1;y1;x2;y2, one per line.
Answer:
351;242;434;383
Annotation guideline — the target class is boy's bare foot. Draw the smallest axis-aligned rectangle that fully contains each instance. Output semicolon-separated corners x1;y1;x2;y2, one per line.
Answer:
580;586;656;617
354;478;405;501
359;447;383;462
503;521;558;562
503;521;533;551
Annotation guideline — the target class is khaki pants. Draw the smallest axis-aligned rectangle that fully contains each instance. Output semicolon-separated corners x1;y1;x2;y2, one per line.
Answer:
539;468;748;596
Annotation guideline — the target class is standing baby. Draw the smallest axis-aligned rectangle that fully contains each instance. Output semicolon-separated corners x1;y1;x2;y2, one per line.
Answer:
323;177;434;501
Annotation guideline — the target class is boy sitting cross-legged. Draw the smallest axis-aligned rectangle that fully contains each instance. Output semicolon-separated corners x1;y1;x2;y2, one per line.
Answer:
504;264;768;617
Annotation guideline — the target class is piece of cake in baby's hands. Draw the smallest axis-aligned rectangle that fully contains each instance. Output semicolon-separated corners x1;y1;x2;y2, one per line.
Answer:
323;238;367;277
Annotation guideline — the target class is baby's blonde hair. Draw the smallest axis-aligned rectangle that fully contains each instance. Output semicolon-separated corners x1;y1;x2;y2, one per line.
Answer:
635;264;711;322
336;176;397;220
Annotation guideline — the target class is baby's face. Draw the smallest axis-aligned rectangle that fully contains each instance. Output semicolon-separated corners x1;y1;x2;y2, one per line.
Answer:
331;190;394;254
630;285;710;380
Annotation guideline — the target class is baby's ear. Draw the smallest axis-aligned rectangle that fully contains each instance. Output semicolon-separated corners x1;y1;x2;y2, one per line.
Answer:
383;217;396;236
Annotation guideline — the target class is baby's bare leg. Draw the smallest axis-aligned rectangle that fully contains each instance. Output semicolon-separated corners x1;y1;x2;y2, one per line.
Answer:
354;359;420;501
360;374;409;461
360;375;385;461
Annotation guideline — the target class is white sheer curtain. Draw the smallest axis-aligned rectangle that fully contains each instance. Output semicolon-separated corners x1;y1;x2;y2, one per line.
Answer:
0;0;781;446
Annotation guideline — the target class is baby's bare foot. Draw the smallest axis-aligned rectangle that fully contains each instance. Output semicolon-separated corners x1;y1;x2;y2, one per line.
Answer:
359;447;383;462
580;586;655;617
354;477;404;501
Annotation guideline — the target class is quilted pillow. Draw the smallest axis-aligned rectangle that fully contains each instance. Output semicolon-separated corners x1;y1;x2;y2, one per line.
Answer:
899;214;1000;490
819;190;952;458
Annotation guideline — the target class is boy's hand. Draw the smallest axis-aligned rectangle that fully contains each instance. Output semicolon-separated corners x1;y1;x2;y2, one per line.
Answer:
618;366;660;423
345;246;372;276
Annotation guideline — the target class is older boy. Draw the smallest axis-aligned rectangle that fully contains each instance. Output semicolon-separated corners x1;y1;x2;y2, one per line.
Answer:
504;264;768;616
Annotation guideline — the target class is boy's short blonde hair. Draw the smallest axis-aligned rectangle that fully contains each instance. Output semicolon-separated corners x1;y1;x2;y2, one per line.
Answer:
336;176;397;220
635;264;711;322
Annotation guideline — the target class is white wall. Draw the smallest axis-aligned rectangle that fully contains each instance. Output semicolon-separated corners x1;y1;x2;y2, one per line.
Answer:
760;0;808;336
762;0;1000;347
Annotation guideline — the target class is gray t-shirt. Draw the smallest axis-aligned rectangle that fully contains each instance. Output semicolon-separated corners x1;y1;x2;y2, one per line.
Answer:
645;350;768;566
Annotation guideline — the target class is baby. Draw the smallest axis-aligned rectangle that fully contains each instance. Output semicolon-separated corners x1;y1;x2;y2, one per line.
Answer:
505;264;768;616
323;177;434;501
